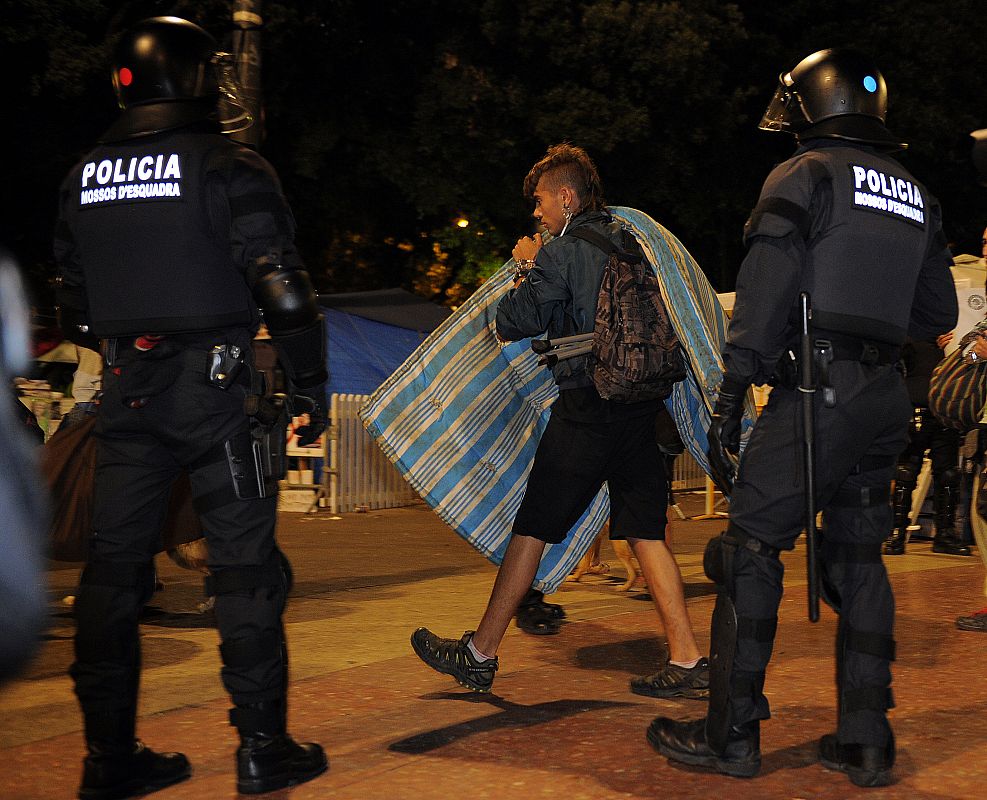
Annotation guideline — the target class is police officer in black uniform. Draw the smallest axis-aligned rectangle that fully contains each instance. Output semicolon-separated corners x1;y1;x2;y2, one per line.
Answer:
54;17;328;799
885;337;970;556
649;50;958;787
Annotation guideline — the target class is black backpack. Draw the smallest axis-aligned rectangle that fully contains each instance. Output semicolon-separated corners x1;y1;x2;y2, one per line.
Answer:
569;227;686;403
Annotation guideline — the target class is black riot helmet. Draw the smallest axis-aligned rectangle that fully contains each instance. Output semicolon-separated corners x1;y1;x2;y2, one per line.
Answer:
112;17;218;108
758;49;906;151
101;16;250;142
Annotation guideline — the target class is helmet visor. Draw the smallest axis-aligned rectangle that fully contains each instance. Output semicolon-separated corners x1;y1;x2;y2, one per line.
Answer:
758;73;809;133
213;52;253;133
758;86;792;132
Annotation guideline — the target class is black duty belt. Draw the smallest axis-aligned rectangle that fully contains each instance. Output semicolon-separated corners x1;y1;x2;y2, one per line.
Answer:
815;333;900;365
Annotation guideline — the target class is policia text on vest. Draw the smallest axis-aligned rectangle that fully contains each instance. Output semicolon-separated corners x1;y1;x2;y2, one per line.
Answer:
851;163;925;225
79;153;183;206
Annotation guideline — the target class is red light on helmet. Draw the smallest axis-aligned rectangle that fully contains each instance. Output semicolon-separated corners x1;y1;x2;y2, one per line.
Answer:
119;67;133;86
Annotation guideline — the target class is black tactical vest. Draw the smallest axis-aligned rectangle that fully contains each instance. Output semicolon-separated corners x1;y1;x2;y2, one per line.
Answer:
59;129;256;337
746;143;941;345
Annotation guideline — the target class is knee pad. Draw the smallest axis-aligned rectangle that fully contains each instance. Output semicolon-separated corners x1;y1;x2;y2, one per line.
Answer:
704;525;780;590
206;549;287;602
703;533;731;587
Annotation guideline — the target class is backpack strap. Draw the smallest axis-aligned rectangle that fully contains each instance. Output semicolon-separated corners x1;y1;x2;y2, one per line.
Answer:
567;227;642;263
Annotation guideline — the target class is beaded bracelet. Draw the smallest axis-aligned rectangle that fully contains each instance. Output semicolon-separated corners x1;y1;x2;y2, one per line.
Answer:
514;259;536;281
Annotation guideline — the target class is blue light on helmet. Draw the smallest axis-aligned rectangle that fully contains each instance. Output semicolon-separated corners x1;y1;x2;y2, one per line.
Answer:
863;75;878;93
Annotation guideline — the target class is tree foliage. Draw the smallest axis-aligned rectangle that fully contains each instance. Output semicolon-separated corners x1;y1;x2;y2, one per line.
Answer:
3;0;986;308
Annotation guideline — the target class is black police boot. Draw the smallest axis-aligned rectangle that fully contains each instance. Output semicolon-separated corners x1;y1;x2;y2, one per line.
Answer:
647;716;760;778
933;528;972;555
234;702;328;794
819;732;895;787
932;486;971;556
882;524;908;556
883;482;912;555
79;740;191;800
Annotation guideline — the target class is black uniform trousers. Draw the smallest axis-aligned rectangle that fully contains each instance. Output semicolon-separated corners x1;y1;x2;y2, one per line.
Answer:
71;330;286;743
726;359;910;747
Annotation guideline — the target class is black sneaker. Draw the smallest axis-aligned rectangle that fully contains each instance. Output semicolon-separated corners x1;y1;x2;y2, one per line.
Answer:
631;658;709;699
515;589;564;635
410;629;498;693
956;608;987;632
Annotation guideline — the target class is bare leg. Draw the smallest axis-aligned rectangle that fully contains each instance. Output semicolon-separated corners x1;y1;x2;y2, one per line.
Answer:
628;537;702;663
472;534;545;655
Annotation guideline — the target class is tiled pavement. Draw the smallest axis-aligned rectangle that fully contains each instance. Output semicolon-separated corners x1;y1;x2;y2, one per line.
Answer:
2;495;985;799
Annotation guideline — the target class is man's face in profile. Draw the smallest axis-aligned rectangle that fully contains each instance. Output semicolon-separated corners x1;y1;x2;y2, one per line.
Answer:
531;176;568;237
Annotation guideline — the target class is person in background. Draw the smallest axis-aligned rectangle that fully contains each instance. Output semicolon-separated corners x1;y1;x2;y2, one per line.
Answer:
0;246;48;685
57;344;103;430
884;331;970;556
955;225;987;629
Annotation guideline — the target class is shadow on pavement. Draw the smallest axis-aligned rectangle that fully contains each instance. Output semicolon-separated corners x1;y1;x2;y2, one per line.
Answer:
389;696;636;754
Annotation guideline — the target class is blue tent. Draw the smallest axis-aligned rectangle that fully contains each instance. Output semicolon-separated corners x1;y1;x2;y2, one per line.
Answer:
319;289;451;396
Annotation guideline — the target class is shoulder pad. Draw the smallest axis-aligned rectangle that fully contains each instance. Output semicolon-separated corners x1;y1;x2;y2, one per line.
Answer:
744;153;829;243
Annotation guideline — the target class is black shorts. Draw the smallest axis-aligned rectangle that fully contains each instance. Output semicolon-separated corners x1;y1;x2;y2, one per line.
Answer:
511;408;668;544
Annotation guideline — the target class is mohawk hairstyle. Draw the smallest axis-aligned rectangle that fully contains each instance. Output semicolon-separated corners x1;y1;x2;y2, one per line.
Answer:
522;143;606;213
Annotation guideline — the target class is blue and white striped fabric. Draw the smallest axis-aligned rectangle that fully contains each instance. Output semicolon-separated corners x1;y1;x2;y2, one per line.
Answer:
360;207;754;592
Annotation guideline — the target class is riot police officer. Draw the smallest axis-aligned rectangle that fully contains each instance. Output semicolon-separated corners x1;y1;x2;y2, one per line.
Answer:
649;50;958;787
54;17;328;798
885;337;970;556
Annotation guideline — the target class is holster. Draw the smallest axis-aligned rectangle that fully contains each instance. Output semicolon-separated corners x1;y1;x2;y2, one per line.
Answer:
245;393;289;483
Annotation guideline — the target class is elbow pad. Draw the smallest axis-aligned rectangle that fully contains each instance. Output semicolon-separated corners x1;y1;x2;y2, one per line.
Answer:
250;263;320;335
247;254;329;389
249;262;328;389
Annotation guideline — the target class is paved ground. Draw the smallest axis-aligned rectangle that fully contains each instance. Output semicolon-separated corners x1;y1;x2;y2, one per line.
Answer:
2;492;985;799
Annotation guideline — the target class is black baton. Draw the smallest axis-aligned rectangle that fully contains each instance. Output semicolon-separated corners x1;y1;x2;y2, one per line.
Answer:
799;292;821;623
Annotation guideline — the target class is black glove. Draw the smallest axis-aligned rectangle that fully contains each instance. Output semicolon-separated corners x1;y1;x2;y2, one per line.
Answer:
707;374;748;494
292;382;328;447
